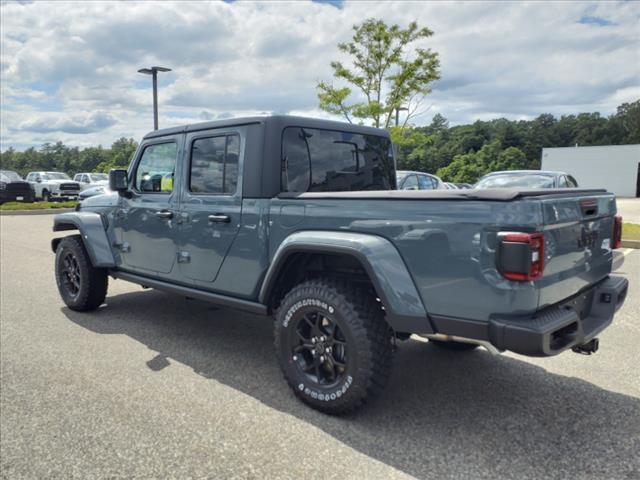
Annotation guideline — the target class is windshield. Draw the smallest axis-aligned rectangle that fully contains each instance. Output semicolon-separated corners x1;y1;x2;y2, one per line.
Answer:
475;174;555;189
0;170;23;181
89;173;108;181
43;172;71;180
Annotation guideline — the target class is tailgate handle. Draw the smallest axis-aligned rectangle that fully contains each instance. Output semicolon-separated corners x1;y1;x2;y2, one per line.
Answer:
579;199;598;217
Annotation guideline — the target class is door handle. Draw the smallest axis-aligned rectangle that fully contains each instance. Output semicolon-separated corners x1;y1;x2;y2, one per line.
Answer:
155;210;173;219
208;214;231;223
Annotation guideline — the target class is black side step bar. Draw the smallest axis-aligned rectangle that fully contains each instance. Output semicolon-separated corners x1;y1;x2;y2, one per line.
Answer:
110;270;268;316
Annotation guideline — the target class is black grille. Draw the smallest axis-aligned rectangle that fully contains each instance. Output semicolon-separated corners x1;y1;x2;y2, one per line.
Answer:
60;183;80;191
6;182;32;194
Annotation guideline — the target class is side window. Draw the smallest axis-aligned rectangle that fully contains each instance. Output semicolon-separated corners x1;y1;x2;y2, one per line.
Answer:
281;127;394;192
558;176;569;188
281;127;311;192
81;174;89;183
73;174;80;182
135;142;177;193
418;175;435;190
189;134;240;195
402;174;419;190
567;175;578;187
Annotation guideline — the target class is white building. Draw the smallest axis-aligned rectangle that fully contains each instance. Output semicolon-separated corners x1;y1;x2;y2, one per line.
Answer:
541;144;640;197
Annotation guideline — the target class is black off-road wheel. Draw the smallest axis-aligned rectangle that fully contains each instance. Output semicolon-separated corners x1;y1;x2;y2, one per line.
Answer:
430;339;478;351
275;278;392;414
55;235;108;311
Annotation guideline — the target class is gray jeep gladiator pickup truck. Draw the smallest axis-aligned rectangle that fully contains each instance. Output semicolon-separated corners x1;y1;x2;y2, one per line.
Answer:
52;115;628;414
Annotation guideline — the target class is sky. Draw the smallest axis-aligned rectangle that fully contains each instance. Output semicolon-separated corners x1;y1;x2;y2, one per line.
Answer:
1;0;639;150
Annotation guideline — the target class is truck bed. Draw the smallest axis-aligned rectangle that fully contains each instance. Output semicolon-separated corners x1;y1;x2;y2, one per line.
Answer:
271;188;617;324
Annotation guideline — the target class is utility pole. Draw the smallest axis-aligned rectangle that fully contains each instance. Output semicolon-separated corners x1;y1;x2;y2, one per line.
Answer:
138;66;172;130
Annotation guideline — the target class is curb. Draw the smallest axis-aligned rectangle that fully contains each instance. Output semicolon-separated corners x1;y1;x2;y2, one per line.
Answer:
620;239;640;249
0;208;74;216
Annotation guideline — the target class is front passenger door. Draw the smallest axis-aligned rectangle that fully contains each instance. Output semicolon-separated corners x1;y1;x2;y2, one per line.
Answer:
115;138;181;275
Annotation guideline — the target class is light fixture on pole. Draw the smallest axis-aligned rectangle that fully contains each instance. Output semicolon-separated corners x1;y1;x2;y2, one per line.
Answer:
395;106;409;127
138;66;172;130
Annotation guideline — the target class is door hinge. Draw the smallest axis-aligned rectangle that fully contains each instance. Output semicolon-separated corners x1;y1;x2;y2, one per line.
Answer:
177;251;191;263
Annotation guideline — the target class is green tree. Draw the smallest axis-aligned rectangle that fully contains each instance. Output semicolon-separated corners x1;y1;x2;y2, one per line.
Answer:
317;18;440;128
96;137;138;172
390;126;433;171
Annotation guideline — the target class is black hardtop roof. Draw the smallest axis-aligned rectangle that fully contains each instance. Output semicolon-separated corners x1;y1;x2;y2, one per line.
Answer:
143;115;390;140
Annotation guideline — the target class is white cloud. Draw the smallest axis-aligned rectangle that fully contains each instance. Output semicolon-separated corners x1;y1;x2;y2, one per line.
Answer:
1;0;638;149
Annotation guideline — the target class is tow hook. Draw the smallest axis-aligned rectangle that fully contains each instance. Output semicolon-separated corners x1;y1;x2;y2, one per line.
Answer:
572;338;599;355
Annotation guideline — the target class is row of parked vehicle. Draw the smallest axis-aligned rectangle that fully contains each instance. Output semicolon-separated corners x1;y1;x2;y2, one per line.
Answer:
0;170;109;204
396;169;579;191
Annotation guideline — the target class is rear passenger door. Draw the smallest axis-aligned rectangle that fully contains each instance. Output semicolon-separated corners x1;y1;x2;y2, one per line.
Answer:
177;128;243;284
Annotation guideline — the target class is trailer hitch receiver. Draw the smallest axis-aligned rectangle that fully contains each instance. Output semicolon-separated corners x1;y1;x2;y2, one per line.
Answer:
572;338;599;355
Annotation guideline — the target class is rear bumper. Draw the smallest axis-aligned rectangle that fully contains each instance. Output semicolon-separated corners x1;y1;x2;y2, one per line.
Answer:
488;275;628;356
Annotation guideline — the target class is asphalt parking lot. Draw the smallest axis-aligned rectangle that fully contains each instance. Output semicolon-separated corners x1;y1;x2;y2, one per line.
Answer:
1;214;639;480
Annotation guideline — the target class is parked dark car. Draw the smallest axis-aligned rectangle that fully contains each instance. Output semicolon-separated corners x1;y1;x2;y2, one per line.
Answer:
475;170;578;189
0;170;35;204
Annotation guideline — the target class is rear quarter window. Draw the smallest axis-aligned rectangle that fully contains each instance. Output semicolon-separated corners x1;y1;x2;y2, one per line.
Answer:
281;127;395;192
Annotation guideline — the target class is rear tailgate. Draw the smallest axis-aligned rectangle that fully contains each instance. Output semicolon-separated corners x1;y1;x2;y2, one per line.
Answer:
536;191;617;309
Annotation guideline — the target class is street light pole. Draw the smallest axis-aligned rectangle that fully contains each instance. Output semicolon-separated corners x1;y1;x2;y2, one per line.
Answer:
138;66;172;130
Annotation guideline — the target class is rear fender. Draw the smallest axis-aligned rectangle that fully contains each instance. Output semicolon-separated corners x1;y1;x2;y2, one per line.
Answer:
51;212;115;267
259;231;432;333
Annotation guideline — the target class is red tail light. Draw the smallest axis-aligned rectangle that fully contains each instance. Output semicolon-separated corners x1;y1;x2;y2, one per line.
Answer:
497;232;545;282
613;214;622;249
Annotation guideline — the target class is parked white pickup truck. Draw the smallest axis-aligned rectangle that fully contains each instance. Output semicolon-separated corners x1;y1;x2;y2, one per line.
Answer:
26;171;80;201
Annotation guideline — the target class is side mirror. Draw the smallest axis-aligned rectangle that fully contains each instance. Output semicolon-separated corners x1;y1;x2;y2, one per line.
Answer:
36;178;42;183
109;169;129;192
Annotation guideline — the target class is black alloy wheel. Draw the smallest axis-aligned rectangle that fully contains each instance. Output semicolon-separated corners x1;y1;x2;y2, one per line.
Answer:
289;309;348;388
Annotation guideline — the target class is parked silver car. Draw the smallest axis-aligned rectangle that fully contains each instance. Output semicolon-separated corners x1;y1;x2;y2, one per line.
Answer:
396;170;444;190
73;172;109;191
475;170;578;189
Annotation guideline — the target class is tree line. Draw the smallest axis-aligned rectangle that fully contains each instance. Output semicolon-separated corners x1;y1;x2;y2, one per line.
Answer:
393;100;640;183
0;137;138;178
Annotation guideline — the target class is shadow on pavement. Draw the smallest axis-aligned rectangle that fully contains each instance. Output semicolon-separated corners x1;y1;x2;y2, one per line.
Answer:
63;290;640;479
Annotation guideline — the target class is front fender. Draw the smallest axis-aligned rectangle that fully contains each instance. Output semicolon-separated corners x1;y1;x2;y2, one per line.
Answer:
260;231;433;334
52;212;116;268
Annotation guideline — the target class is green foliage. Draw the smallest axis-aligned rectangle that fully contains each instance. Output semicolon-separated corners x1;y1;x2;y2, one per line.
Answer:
318;18;440;128
406;99;640;183
0;200;78;211
389;126;434;171
622;223;640;241
0;137;138;177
